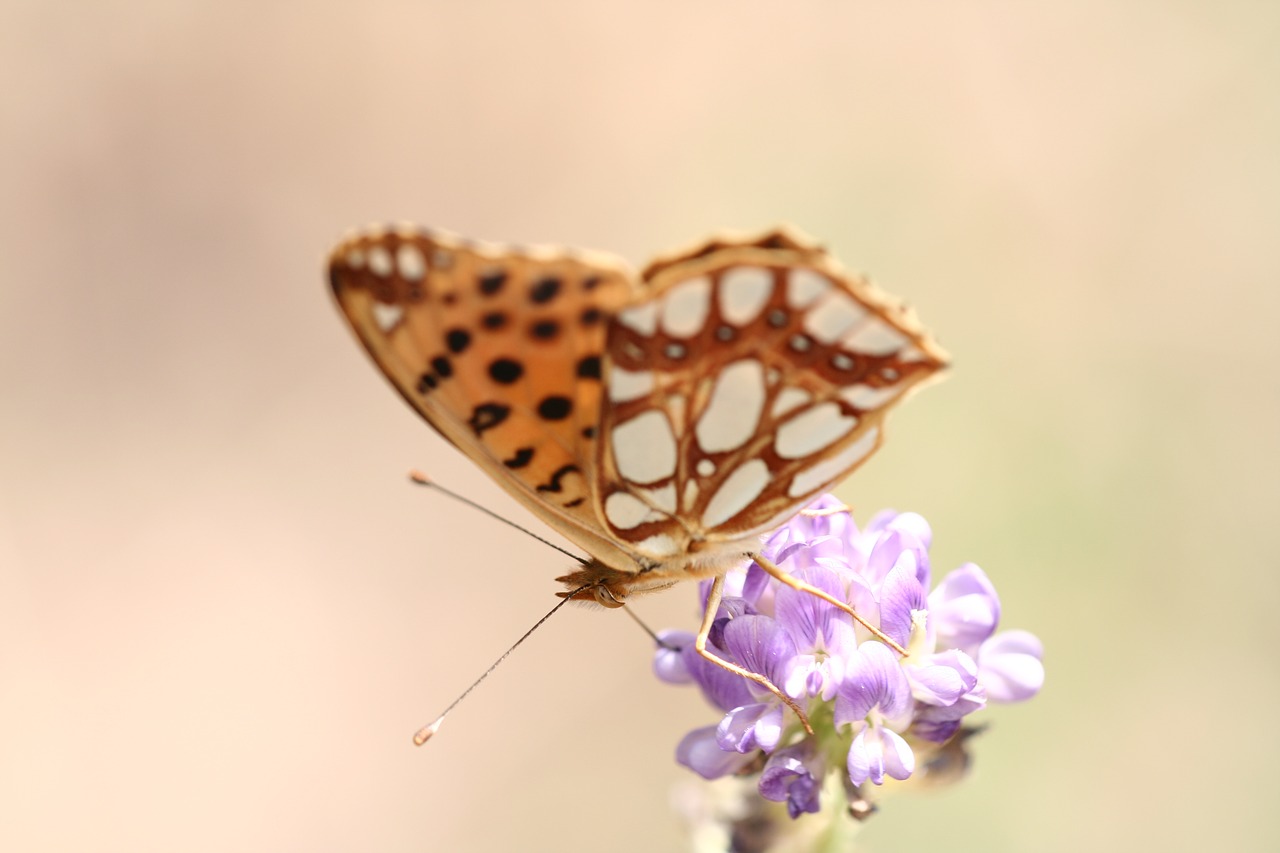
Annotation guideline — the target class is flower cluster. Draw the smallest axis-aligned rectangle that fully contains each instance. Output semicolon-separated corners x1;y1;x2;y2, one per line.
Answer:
655;496;1044;820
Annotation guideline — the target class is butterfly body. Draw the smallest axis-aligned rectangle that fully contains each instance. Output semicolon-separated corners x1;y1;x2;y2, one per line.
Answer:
329;224;948;605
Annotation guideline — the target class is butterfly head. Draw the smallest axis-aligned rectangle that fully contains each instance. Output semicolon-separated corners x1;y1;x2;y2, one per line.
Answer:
555;559;678;608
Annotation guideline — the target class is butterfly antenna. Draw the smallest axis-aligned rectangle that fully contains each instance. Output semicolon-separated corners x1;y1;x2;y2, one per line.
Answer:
621;604;680;651
408;470;588;566
414;583;591;745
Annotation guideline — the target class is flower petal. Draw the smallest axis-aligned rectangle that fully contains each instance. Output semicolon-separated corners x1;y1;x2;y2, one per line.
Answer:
721;615;799;692
908;649;978;706
716;702;784;754
740;560;772;608
680;638;755;713
911;714;961;744
979;630;1045;702
848;725;916;786
907;662;964;706
911;685;987;742
677;725;756;779
759;742;824;818
884;511;933;550
774;563;848;652
929;563;1001;654
878;555;925;647
653;630;695;685
878;728;916;781
835;641;913;725
864;529;908;586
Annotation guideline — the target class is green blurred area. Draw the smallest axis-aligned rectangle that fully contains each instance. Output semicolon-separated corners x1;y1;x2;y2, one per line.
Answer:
1;2;1276;852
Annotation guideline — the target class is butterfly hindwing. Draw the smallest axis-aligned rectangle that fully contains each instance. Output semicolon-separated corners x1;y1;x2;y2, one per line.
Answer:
596;227;949;565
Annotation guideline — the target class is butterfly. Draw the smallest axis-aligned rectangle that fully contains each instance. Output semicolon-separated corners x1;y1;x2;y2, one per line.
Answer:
328;224;948;733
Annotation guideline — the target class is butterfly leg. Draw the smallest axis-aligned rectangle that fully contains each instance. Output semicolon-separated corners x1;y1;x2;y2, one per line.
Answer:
801;503;852;518
695;572;815;736
749;552;909;657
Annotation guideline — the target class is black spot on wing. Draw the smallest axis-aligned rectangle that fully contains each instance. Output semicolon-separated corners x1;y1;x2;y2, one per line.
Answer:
468;403;510;435
530;319;559;340
488;358;524;384
529;277;562;304
479;270;507;296
445;328;471;354
537;396;572;421
503;447;535;469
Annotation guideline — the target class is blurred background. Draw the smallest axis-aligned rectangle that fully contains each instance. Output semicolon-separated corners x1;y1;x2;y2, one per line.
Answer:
2;2;1277;851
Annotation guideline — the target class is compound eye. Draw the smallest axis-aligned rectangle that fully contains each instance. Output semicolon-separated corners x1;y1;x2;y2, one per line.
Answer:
593;585;625;609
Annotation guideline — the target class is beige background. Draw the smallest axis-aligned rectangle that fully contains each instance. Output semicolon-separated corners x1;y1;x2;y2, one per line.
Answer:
3;2;1277;851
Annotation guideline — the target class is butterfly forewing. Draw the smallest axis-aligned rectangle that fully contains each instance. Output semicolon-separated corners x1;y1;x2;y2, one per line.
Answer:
595;227;948;567
328;226;645;570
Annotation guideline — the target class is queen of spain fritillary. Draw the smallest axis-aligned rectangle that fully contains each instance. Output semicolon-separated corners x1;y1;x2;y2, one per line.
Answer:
328;224;949;733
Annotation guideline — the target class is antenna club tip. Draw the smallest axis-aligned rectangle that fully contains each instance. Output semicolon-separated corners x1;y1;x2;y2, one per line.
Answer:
413;717;444;746
408;469;430;485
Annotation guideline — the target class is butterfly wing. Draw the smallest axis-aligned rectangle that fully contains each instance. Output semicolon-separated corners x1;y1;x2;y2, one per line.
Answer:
596;226;949;567
328;225;645;571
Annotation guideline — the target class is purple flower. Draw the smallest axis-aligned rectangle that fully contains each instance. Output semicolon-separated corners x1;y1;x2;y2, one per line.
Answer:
977;630;1045;702
655;497;1044;820
835;641;916;786
927;563;1045;703
759;741;824;818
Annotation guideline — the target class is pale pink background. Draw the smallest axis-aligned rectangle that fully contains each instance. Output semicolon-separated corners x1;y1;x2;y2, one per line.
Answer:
2;3;1277;852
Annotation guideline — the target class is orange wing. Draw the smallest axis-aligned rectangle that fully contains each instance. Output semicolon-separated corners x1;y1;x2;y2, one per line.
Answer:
328;225;644;571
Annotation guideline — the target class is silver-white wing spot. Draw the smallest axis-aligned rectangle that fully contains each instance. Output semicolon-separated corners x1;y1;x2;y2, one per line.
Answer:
637;483;677;514
612;410;677;484
367;245;393;277
703;459;771;527
635;533;680;557
771;386;812;418
619;302;659;335
396;243;426;280
695;359;765;454
661;276;712;338
372;302;404;332
842;383;902;410
842;320;908;355
608;368;655;403
719;267;773;326
605;491;655;529
788;428;880;497
775;402;858;459
787;268;830;308
803;295;867;344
